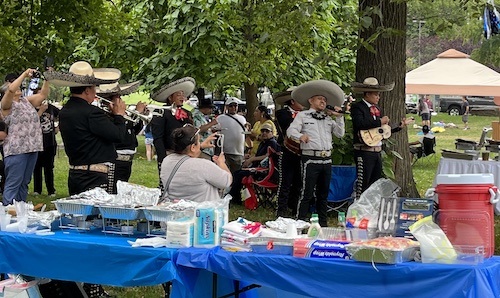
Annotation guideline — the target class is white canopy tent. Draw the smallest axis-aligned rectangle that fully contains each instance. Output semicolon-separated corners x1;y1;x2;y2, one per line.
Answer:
406;49;500;97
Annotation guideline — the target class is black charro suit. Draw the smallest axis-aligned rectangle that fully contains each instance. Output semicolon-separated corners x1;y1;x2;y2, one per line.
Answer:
350;100;401;197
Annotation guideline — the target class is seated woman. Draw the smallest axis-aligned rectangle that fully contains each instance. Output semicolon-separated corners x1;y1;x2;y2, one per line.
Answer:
409;125;435;159
160;125;232;202
228;123;280;204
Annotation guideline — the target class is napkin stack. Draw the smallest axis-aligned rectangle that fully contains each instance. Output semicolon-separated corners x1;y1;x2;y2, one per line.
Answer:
220;217;262;252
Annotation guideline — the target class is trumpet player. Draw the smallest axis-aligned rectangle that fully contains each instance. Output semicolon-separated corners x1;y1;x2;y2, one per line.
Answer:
45;61;125;195
96;80;144;192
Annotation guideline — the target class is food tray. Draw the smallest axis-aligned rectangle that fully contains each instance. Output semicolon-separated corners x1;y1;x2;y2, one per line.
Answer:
98;206;143;220
346;246;418;264
142;207;194;222
54;201;99;216
249;237;294;255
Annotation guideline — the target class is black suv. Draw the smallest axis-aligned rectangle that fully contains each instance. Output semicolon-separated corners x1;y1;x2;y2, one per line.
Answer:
438;95;497;115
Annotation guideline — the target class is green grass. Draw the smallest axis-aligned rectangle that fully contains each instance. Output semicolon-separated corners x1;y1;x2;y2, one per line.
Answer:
26;112;500;297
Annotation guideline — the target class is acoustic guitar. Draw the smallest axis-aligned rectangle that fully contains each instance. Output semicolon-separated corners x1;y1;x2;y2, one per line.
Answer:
360;118;415;147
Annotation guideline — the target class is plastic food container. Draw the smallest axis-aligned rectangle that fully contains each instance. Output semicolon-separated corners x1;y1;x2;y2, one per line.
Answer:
345;237;419;264
249;237;295;255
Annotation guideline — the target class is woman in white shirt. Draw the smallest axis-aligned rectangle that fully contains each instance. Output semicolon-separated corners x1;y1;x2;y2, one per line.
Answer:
160;125;232;202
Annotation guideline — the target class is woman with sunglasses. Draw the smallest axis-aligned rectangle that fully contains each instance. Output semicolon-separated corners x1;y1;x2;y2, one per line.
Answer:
249;105;277;155
160;124;232;202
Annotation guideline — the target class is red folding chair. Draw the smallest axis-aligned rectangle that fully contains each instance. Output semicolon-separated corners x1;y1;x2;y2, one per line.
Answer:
242;147;280;209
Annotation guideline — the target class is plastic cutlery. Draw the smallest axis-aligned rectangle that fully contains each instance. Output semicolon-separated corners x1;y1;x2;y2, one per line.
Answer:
378;198;386;232
383;201;391;231
389;199;398;231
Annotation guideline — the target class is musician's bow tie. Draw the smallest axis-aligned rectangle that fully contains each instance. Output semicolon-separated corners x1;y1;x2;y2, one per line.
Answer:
311;111;327;120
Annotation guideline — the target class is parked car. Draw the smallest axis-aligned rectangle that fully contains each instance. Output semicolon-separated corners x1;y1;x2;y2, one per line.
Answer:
438;95;498;115
406;102;418;114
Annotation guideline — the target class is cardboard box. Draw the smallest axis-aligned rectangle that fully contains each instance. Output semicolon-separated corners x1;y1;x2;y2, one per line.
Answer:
395;198;434;239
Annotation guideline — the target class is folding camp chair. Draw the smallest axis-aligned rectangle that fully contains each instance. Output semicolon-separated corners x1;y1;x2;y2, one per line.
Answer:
327;165;357;213
413;137;437;166
251;147;281;209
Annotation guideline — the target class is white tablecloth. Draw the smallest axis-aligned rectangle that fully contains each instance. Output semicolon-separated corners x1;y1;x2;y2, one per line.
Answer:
435;157;500;214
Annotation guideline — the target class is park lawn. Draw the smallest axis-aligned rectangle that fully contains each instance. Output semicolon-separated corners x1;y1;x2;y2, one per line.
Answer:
26;112;500;297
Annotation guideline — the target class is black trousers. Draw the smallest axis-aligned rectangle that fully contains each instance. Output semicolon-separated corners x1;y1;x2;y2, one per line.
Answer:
354;150;382;198
68;164;115;195
113;159;133;193
277;148;302;214
33;146;56;194
297;156;331;227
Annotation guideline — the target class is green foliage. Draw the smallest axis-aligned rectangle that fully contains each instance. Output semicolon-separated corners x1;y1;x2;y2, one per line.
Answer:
331;116;354;165
0;0;134;75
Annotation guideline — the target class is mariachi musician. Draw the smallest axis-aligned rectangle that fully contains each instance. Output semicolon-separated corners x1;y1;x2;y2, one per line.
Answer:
149;77;196;190
350;77;407;198
96;80;145;193
274;89;304;217
45;61;126;195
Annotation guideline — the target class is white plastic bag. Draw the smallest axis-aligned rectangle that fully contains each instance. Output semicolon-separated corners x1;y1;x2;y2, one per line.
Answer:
346;178;400;229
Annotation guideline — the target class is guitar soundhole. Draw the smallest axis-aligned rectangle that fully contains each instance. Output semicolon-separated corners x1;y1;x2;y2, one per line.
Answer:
378;128;384;133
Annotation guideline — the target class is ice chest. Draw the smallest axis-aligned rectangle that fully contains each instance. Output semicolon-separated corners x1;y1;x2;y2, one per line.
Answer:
428;174;499;258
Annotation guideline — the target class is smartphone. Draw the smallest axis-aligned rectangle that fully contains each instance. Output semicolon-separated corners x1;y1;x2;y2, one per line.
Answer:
44;56;54;70
214;133;224;156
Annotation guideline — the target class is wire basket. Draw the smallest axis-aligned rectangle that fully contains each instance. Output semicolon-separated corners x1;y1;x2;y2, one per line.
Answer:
142;207;194;222
54;201;99;216
98;206;144;220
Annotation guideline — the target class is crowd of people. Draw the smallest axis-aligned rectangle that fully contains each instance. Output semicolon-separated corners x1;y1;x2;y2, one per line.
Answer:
0;60;417;229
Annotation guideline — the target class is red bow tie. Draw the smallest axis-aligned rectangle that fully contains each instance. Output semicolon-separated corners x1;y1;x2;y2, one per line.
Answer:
370;106;380;117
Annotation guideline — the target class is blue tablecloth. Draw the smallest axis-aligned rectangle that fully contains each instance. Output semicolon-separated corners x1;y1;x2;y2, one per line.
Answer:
0;230;178;287
175;247;500;298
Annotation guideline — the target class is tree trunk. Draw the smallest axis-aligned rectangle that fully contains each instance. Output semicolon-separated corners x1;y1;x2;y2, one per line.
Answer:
355;0;419;197
244;82;258;125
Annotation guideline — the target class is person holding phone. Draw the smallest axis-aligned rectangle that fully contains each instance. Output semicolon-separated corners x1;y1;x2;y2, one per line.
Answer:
160;125;231;202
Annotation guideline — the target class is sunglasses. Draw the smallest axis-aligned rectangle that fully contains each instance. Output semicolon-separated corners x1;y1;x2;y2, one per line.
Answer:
183;123;200;143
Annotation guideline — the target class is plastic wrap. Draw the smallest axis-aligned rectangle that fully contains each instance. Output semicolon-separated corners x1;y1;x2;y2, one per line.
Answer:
409;216;457;263
345;237;419;264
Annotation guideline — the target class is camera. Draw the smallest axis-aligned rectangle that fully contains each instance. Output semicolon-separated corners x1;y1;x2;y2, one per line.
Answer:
213;133;224;156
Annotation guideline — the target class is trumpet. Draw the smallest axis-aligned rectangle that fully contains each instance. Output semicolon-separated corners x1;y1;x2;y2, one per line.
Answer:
96;95;155;124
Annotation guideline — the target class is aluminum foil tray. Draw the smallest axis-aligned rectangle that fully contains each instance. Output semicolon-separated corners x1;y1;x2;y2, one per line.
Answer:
54;201;99;216
142;207;193;222
98;206;144;220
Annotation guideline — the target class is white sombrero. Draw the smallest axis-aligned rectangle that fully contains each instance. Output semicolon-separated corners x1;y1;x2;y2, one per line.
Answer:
43;61;121;87
351;77;394;93
96;80;142;97
151;77;196;103
291;80;344;109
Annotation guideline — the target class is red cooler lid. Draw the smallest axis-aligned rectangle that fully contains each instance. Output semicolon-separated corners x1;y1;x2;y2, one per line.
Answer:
436;174;494;185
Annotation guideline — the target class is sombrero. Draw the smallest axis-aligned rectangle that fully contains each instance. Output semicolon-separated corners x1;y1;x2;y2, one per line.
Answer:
44;61;121;87
291;80;344;109
273;87;296;105
351;77;394;93
96;80;143;97
151;77;196;103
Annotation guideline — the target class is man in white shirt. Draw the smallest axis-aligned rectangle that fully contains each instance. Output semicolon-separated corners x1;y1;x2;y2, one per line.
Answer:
216;98;246;175
287;80;345;227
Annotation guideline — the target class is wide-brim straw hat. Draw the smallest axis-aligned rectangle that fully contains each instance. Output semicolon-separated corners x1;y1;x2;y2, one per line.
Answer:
351;77;395;93
291;80;344;109
44;61;121;87
151;77;196;103
96;80;142;97
273;87;296;105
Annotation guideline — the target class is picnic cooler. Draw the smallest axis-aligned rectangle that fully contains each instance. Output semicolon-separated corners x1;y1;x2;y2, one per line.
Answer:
429;174;499;257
